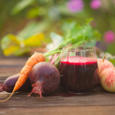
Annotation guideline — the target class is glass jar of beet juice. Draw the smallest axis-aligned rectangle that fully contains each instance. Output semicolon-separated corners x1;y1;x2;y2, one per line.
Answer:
59;47;98;93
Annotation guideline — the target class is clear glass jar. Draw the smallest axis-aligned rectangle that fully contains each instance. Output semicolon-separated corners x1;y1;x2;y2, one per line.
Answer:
59;47;98;93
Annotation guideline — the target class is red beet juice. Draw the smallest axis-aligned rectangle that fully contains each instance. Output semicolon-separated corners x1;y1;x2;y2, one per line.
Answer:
60;56;98;93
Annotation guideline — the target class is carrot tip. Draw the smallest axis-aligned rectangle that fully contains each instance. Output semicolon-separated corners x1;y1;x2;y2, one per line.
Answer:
0;90;15;103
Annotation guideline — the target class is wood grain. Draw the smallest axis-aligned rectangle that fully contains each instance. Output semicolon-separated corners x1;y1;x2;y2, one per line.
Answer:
0;58;115;115
0;57;26;78
0;106;115;115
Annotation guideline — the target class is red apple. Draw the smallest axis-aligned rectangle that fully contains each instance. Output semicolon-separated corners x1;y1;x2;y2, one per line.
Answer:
100;67;115;92
97;59;114;77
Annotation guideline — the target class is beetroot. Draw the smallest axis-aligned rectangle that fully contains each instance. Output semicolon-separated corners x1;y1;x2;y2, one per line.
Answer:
0;74;32;92
28;62;60;97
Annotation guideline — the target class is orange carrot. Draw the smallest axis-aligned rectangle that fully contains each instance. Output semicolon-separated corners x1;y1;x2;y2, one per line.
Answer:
0;52;45;102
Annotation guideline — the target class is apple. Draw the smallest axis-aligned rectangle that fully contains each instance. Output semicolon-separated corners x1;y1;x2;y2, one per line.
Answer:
100;67;115;92
97;58;114;78
97;58;115;92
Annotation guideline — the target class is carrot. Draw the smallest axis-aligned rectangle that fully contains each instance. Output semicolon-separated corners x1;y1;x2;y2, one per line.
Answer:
0;52;45;102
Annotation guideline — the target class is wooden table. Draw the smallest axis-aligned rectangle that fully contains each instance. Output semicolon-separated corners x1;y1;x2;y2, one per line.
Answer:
0;57;115;115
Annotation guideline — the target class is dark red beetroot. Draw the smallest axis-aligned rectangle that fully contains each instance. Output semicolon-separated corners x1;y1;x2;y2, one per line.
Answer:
28;62;60;97
0;74;32;92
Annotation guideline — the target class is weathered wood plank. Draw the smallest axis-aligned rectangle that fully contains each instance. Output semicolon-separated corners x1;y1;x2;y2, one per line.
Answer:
0;90;115;108
0;57;26;66
0;67;22;78
0;58;25;78
0;106;115;115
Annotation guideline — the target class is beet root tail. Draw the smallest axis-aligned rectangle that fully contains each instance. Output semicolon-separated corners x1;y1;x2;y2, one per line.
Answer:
28;81;43;98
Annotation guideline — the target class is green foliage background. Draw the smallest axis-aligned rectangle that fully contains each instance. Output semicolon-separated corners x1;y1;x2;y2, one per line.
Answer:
0;0;115;56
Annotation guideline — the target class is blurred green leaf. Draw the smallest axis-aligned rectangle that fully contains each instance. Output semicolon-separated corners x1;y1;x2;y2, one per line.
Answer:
13;48;30;56
0;33;47;56
62;21;77;38
61;21;101;43
50;32;63;40
23;33;45;47
18;21;49;40
107;43;115;55
1;34;20;49
109;59;115;66
3;46;19;56
62;21;77;33
27;7;39;18
1;34;21;56
12;0;35;15
1;33;45;56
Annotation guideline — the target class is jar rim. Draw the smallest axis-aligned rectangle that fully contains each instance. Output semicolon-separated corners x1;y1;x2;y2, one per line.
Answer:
62;46;95;52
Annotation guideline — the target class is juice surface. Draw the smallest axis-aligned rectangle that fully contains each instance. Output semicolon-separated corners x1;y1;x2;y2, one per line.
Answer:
60;56;98;92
